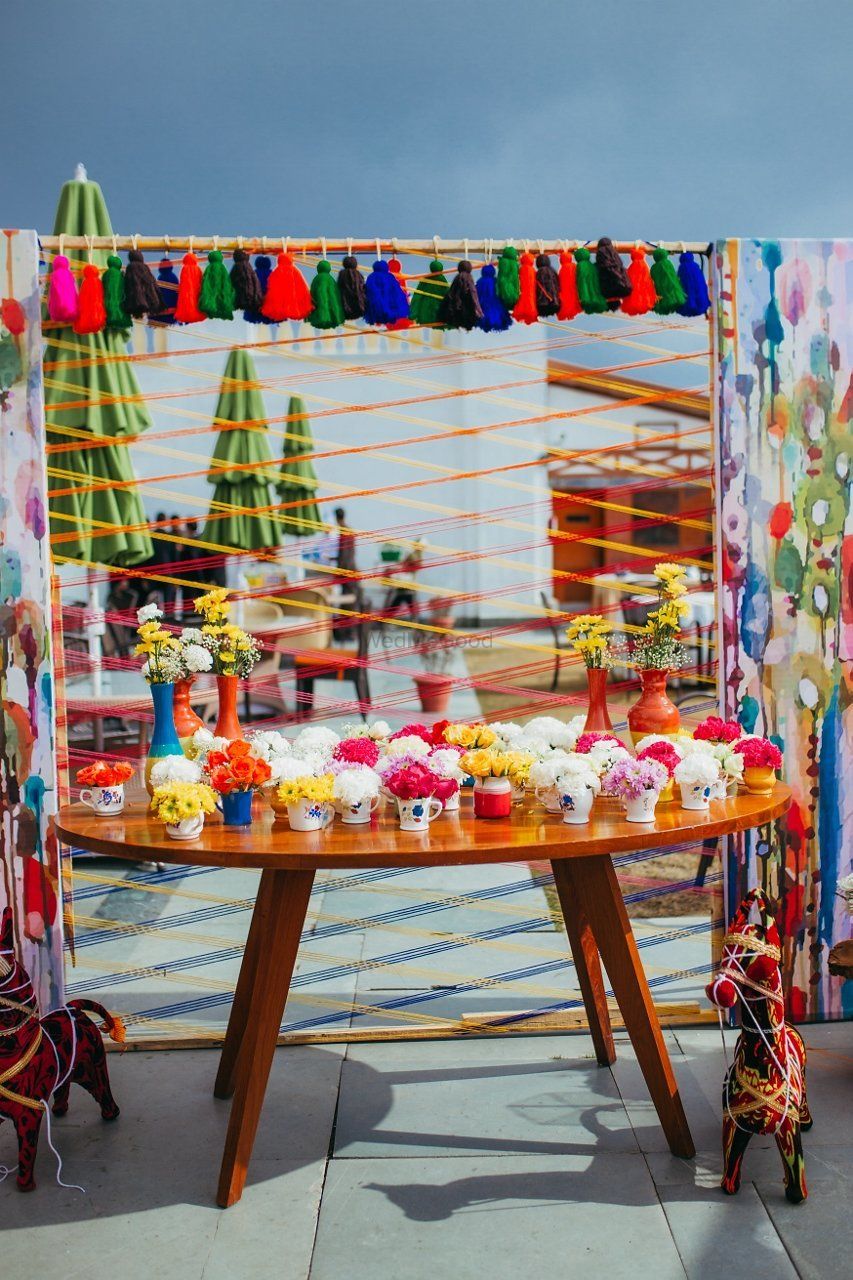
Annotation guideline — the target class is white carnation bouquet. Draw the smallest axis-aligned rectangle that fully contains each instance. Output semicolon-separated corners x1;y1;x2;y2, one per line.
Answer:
674;753;722;788
293;726;340;761
333;766;382;807
554;754;601;795
341;720;391;742
149;754;204;787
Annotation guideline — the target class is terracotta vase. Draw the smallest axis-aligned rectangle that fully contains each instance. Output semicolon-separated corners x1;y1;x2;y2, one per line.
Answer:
626;669;680;745
413;674;453;714
583;666;614;733
173;676;205;750
214;674;243;741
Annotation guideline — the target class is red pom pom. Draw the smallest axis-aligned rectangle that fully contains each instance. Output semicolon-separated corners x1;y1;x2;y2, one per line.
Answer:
557;250;581;320
262;252;312;322
746;953;777;983
512;252;538;324
621;248;657;316
73;264;106;334
175;253;206;323
706;976;739;1008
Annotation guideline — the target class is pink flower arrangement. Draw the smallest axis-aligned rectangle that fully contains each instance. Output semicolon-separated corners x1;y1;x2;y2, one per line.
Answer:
389;723;434;744
333;737;381;768
383;761;442;800
434;777;459;803
734;738;783;769
575;731;623;754
637;740;681;777
377;751;425;779
603;756;668;800
693;716;741;744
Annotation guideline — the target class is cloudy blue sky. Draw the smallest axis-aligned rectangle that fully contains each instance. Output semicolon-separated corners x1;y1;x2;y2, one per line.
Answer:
4;0;852;239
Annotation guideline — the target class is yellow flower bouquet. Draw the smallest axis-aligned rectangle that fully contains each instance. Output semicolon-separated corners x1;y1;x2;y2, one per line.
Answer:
443;723;497;750
276;774;336;807
194;589;262;678
151;781;218;840
632;563;689;671
566;614;615;669
459;748;512;778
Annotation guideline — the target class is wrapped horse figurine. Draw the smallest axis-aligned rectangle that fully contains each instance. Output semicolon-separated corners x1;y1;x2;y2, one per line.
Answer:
705;889;812;1203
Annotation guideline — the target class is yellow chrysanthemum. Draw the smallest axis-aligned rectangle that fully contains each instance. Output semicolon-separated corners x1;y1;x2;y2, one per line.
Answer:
277;774;335;805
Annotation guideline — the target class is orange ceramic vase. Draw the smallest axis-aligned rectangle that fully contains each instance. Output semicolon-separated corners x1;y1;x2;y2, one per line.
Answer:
214;674;243;741
173;677;205;748
583;666;614;733
627;669;680;745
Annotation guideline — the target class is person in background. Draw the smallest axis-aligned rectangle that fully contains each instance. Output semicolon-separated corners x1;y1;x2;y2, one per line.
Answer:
335;507;356;574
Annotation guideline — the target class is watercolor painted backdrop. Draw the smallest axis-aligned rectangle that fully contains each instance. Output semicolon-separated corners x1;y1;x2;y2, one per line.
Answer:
0;229;63;1008
715;238;853;1021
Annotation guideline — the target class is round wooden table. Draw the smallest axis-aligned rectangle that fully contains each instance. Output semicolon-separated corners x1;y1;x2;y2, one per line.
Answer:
55;785;791;1207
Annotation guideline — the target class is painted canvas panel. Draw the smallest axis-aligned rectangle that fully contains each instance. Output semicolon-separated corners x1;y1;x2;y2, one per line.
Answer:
715;238;852;1021
0;229;63;1007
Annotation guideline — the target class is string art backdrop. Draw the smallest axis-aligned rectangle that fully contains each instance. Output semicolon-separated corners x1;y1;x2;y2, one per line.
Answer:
41;229;723;1048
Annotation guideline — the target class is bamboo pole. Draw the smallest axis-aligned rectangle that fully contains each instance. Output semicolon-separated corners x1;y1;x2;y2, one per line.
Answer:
39;235;711;256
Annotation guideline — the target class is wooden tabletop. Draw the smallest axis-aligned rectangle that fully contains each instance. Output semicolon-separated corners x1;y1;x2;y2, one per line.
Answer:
55;785;791;871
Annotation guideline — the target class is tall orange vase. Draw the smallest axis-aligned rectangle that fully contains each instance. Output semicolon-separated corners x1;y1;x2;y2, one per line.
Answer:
626;669;680;745
583;667;614;733
214;674;243;741
173;676;205;749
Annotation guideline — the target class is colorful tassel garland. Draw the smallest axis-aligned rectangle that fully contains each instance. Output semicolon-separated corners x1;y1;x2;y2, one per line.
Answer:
557;251;581;321
73;263;106;334
262;252;312;322
230;249;263;312
102;255;130;330
123;250;163;318
575;248;607;314
409;259;449;327
364;260;409;326
199;249;236;320
175;252;206;324
150;259;179;324
48;254;78;323
496;245;520;309
308;259;345;329
244;256;273;323
439;260;483;330
512;251;538;324
535;254;560;317
338;255;366;320
620;247;657;315
676;252;711;317
651;248;686;314
476;263;511;332
594;238;631;311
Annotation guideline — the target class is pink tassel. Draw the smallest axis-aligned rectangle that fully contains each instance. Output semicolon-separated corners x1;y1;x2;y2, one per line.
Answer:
48;255;79;323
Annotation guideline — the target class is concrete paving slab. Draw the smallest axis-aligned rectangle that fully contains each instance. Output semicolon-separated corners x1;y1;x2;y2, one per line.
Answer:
656;1182;797;1280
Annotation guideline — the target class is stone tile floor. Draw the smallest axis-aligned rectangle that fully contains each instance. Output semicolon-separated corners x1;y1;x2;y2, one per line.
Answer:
1;1022;849;1279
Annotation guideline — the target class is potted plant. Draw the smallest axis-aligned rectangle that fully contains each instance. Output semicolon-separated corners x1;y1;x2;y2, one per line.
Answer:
332;766;382;825
458;749;516;818
566;613;617;732
76;760;135;815
413;632;455;714
626;562;689;744
733;737;783;794
574;733;632;795
151;780;218;840
636;739;682;804
276;772;336;831
604;756;669;823
674;753;722;810
206;740;272;826
384;761;444;831
135;603;186;794
194;588;261;740
553;755;602;825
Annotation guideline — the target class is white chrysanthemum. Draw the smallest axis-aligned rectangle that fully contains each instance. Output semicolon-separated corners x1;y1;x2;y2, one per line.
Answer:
275;753;326;782
333;766;381;806
488;721;524;747
674;754;722;787
150;755;203;787
180;627;204;644
713;743;744;780
294;726;340;759
554;754;601;795
587;743;631;776
512;734;553;761
183;643;214;673
383;735;431;759
248;729;292;761
678;736;717;758
188;727;229;761
429;747;465;781
137;602;162;624
528;751;574;790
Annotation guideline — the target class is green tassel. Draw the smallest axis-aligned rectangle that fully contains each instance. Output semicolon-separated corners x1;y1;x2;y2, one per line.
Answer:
651;248;686;315
307;260;345;329
409;259;449;326
199;249;236;320
496;246;520;309
102;254;130;330
574;248;607;314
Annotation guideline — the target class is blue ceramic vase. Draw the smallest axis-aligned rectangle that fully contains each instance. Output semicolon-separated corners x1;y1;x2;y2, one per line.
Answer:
144;682;185;795
219;790;253;827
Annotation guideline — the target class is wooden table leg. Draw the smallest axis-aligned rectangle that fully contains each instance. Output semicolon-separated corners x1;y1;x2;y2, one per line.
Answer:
214;869;275;1100
573;854;695;1159
551;859;616;1066
216;868;315;1208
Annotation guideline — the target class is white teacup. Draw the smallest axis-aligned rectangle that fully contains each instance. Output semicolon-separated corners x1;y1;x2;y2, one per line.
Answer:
340;795;381;825
624;790;659;823
442;790;460;812
680;782;712;811
166;814;204;841
79;784;125;816
534;785;562;813
288;799;335;831
559;786;595;825
397;796;443;831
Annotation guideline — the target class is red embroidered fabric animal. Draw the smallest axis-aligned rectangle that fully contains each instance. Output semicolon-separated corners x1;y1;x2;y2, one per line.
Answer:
0;906;123;1191
705;889;811;1204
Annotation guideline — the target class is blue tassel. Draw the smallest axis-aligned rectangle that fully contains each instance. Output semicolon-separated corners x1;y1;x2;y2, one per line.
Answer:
244;255;273;323
676;252;711;317
151;259;179;324
476;264;512;332
364;260;409;326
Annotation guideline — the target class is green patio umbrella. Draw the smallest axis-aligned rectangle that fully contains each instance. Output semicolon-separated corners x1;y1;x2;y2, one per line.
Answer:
203;348;283;551
45;169;153;567
275;395;322;537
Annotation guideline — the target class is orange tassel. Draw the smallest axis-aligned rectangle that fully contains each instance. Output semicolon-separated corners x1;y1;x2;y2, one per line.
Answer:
262;252;312;322
621;247;657;315
175;253;206;323
73;264;106;334
512;251;538;324
557;250;581;320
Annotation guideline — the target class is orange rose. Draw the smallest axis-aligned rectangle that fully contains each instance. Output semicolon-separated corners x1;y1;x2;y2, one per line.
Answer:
210;767;234;795
208;751;228;769
231;758;253;784
228;740;251;759
252;759;272;785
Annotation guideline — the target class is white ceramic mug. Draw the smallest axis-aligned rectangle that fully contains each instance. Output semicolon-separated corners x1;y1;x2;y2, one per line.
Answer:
340;795;381;825
79;784;125;816
534;785;562;813
166;814;204;841
624;790;659;823
680;782;712;811
397;796;443;831
559;785;595;825
288;799;336;831
442;789;461;812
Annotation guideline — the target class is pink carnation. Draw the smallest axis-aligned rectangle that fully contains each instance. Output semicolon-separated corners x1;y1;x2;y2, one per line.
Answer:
389;723;433;744
384;761;442;800
604;756;667;800
637;740;680;777
575;731;623;754
734;738;783;769
694;716;741;744
334;737;380;767
434;777;459;803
